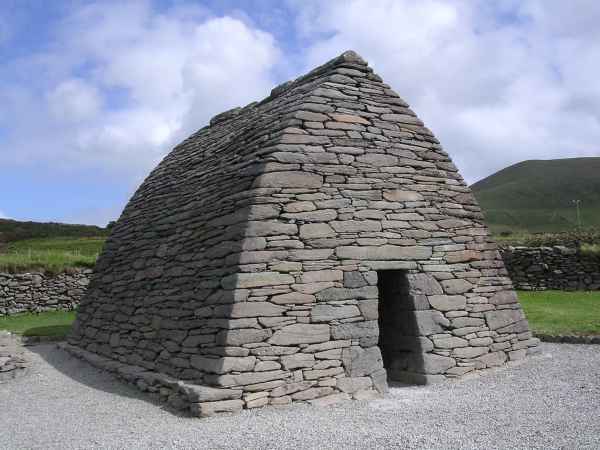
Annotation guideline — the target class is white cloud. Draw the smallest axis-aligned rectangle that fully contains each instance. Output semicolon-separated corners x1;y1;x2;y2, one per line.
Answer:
0;210;8;219
2;0;599;221
293;0;600;182
0;1;280;178
47;78;102;122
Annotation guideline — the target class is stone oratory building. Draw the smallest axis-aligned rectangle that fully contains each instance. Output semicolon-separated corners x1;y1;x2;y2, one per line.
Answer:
66;51;539;417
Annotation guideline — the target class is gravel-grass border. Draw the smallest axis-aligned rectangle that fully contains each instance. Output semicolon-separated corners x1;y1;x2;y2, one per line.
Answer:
536;334;600;344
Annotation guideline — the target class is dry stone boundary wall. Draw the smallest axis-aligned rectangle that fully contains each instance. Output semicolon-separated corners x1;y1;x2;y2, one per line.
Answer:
0;270;91;316
501;246;600;291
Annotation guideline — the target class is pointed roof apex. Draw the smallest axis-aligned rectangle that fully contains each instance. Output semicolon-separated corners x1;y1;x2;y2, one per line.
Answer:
264;50;370;102
212;51;372;125
336;50;367;66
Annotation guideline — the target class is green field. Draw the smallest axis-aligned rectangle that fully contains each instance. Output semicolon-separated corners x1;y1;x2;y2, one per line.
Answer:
472;157;600;233
519;291;600;336
0;237;105;273
0;310;76;337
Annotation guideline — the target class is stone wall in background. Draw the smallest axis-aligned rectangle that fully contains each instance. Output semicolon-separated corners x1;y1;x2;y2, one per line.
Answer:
0;269;91;316
500;246;600;291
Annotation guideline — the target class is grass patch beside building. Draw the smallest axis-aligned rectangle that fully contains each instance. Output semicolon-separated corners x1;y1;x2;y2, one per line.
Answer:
0;310;76;337
519;290;600;336
0;237;104;273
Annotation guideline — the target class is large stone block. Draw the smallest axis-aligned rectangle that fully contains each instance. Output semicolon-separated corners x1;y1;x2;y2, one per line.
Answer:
215;302;287;318
343;271;367;288
291;387;334;400
244;221;298;237
311;304;361;322
382;190;424;202
497;319;530;334
358;299;378;320
270;381;316;397
441;279;473;295
451;317;485;328
336;245;433;261
331;321;378;342
268;324;330;345
303;367;344;380
330;113;370;124
428;295;467;312
407;353;456;374
452;346;489;359
316;286;378;301
485;309;525;331
445;250;481;263
221;272;294;289
477;351;507;367
356;154;398;167
406;273;443;295
433;336;468;349
283;210;337;222
216;328;271;346
280;353;316;370
300;223;336;239
336;377;372;394
178;384;242;403
342;346;384;377
190;400;244;417
190;355;256;374
302;340;351;353
207;370;289;387
270;292;316;305
330;220;382;233
300;270;343;284
489;290;519;305
253;171;323;188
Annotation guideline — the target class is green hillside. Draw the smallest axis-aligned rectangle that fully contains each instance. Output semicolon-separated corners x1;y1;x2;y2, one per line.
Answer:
0;218;107;243
472;157;600;233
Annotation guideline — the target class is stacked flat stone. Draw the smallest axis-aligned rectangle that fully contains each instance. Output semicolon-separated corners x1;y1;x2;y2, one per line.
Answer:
501;246;600;291
0;331;28;382
0;269;91;316
66;51;538;417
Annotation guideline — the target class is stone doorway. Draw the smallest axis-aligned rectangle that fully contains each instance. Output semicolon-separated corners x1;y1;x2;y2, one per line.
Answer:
377;270;425;383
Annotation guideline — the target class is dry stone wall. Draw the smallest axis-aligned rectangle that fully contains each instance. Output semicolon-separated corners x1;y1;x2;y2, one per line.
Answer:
501;246;600;291
68;51;538;417
0;270;90;316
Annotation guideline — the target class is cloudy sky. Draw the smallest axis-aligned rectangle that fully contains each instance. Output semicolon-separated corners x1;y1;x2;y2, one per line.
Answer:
1;0;598;226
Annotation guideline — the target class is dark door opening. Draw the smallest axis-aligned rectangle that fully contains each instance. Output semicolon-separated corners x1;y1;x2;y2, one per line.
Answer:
377;270;424;383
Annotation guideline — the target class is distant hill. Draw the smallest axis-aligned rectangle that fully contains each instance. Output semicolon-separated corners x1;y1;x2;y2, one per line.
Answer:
472;157;600;233
0;218;108;243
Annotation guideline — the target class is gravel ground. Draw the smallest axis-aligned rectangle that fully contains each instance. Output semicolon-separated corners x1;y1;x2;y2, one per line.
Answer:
0;343;599;450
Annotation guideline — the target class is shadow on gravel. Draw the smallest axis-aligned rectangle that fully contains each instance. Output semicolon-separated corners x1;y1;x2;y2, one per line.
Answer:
26;344;191;417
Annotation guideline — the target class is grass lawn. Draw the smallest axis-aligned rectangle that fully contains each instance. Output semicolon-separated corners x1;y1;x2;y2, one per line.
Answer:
0;310;76;337
0;236;105;273
519;290;600;336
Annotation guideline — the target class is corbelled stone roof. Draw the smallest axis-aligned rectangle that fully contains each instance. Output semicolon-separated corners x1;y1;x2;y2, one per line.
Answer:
66;50;538;417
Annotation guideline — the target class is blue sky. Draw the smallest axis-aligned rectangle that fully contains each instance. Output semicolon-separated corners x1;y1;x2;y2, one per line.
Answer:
1;0;599;226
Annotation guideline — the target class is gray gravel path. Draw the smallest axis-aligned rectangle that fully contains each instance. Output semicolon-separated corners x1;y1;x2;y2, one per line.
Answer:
0;343;599;450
